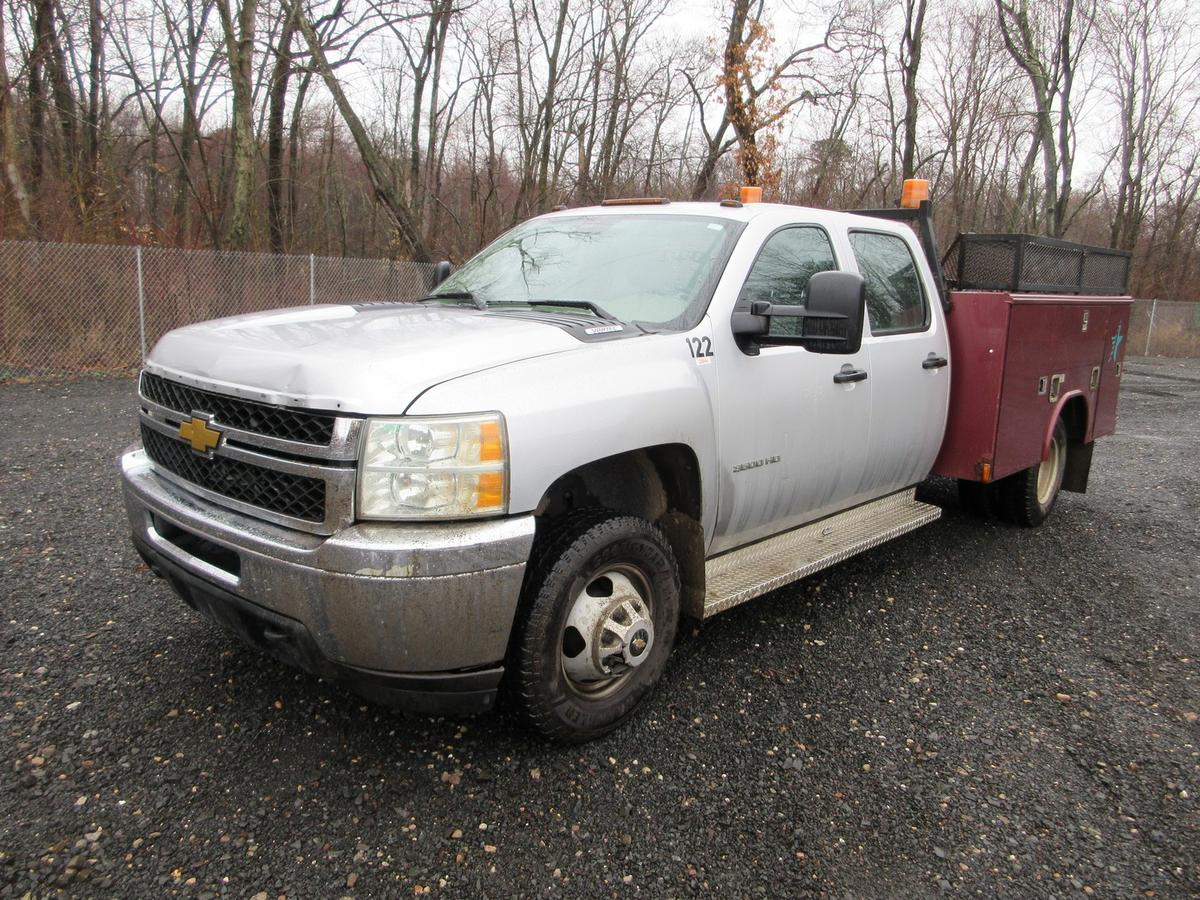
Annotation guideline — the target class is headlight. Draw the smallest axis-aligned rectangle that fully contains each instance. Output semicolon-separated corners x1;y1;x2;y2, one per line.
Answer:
357;413;508;520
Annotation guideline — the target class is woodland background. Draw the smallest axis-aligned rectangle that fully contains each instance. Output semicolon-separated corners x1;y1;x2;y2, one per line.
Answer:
1;0;1198;300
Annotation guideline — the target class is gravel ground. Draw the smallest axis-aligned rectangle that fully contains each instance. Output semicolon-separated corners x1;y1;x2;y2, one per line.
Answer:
1;358;1197;898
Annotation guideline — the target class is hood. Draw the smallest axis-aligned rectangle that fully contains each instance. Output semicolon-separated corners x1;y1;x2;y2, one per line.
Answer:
146;303;581;413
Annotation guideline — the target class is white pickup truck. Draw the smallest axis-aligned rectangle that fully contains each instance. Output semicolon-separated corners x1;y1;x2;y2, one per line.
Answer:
121;190;1131;741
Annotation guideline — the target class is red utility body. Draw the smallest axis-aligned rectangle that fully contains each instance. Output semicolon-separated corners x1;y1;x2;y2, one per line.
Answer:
932;291;1132;484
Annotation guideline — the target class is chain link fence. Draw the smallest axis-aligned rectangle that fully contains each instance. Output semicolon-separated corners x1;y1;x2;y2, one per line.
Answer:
0;241;434;380
1128;298;1200;358
2;241;1197;381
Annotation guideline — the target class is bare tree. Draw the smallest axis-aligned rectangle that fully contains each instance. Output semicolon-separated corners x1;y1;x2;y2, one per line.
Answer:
1099;0;1200;252
288;0;432;260
0;0;1196;301
507;0;584;217
690;0;831;198
995;0;1096;236
924;6;1025;234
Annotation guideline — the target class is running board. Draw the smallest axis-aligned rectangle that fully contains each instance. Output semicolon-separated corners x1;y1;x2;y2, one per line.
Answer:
702;488;941;618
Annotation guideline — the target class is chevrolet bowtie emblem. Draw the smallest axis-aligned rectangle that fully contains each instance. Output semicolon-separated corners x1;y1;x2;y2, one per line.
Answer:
178;415;222;454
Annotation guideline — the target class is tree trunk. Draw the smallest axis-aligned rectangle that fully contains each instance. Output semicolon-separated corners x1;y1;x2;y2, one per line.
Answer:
82;0;104;217
0;4;32;230
286;70;312;249
722;0;759;185
172;2;210;241
534;0;570;207
899;0;928;181
217;0;259;248
41;0;78;183
28;3;47;205
1051;0;1077;237
267;7;297;253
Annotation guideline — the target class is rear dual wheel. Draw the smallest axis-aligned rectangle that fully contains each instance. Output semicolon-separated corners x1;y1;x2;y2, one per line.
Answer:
1000;418;1068;526
508;512;680;743
959;418;1068;527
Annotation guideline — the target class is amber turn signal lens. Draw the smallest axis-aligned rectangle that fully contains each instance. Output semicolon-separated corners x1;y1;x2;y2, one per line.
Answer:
479;420;503;462
475;471;505;509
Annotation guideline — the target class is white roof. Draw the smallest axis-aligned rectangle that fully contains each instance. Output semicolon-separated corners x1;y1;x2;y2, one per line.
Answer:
542;200;908;234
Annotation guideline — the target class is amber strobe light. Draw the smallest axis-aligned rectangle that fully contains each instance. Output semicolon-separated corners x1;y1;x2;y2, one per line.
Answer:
900;178;930;209
739;185;763;204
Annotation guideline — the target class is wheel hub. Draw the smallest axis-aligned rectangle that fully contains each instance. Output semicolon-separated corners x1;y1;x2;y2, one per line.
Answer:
562;569;655;686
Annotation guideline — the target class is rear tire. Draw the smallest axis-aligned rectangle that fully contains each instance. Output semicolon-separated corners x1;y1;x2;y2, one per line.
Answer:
508;512;680;743
999;418;1068;527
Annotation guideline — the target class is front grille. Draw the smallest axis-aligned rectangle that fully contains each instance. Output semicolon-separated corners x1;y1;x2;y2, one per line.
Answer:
141;372;335;446
141;423;326;523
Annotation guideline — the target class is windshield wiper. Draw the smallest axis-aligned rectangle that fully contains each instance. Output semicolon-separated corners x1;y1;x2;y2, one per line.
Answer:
490;299;621;322
416;290;487;311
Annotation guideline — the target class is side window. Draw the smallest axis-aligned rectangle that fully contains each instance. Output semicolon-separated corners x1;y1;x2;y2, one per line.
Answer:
738;227;837;337
848;231;929;334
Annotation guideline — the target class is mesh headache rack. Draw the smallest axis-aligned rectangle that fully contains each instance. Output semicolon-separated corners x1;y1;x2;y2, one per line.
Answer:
942;233;1131;296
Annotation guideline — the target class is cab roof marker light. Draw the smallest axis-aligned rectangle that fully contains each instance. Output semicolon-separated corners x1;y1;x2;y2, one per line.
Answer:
599;197;671;206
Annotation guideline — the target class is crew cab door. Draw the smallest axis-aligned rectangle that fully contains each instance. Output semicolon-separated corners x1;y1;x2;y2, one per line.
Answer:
849;229;951;493
709;225;873;555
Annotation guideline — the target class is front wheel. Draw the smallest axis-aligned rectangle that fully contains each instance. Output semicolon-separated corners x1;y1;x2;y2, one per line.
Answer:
999;418;1068;527
508;513;680;743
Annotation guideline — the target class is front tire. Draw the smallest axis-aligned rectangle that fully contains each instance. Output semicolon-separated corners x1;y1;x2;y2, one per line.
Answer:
509;513;680;743
999;418;1068;527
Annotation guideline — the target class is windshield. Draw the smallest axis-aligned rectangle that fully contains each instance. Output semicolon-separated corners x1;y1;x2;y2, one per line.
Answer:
431;213;745;330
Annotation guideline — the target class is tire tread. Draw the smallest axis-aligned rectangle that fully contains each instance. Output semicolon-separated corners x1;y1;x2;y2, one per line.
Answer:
507;510;679;743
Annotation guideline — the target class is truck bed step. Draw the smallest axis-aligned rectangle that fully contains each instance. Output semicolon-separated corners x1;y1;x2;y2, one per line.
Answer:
702;488;941;618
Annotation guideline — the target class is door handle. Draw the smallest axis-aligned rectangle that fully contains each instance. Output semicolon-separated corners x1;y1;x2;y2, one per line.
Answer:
922;356;948;370
833;367;868;384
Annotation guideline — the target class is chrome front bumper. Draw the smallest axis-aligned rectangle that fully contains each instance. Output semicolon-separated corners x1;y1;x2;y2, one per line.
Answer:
120;448;536;710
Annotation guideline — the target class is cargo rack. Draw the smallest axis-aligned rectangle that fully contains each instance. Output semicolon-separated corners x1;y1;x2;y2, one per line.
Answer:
942;233;1131;296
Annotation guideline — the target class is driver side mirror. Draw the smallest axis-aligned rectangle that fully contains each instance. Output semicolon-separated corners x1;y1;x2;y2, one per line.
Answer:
731;270;866;355
804;270;866;354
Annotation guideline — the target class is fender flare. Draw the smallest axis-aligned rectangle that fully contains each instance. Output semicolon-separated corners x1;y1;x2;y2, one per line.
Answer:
1043;389;1091;459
